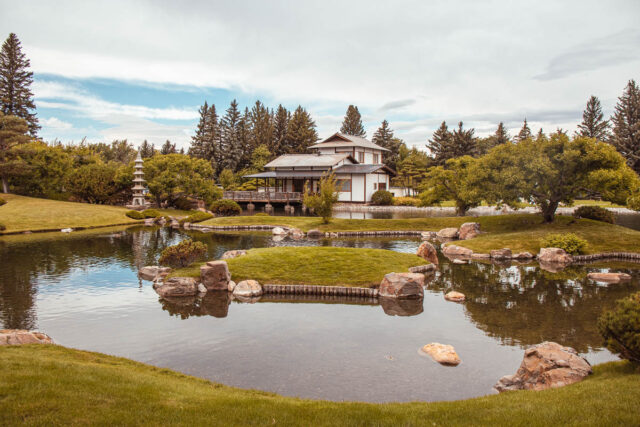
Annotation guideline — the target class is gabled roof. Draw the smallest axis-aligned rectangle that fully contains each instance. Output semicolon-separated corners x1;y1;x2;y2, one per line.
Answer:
310;132;390;152
333;164;396;176
264;153;356;168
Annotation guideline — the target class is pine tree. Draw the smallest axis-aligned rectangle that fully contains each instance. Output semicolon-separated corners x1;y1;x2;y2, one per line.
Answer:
249;100;273;152
515;119;532;142
372;120;403;169
285;106;318;153
160;140;177;154
139;140;155;158
0;111;31;192
611;80;640;174
219;100;243;171
450;121;477;158
536;128;547;142
426;121;453;165
340;105;366;137
236;107;253;171
477;122;510;155
271;105;290;156
0;33;39;136
577;95;610;141
495;122;510;144
189;101;209;158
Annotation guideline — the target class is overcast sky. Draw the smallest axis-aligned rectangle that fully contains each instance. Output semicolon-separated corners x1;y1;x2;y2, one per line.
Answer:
1;0;639;150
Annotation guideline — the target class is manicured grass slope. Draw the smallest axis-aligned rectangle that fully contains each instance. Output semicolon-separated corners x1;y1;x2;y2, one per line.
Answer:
0;345;638;426
170;246;426;286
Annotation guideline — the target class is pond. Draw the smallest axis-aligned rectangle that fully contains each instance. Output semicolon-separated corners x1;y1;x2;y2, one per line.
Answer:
0;227;638;402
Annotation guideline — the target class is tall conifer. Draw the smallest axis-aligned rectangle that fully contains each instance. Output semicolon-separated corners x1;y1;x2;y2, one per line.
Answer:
271;105;290;156
285;106;318;153
219;100;242;171
515;119;532;142
372;120;403;169
160;140;177;154
249;100;273;152
340;105;366;137
139;140;155;158
450;121;477;158
577;95;610;140
189;101;209;158
427;121;453;165
611;80;640;174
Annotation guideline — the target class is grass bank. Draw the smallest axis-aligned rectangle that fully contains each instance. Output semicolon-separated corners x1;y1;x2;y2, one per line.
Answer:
0;345;638;426
170;246;426;286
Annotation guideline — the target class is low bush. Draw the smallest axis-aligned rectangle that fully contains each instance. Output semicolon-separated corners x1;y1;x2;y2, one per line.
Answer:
158;239;208;268
598;292;640;364
573;206;615;224
172;196;195;211
0;197;6;206
210;199;241;216
540;233;588;255
141;209;162;218
371;190;394;206
393;196;420;206
125;210;145;220
180;211;214;224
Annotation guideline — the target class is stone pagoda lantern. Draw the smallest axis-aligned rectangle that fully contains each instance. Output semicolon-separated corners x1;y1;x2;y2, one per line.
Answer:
129;151;147;209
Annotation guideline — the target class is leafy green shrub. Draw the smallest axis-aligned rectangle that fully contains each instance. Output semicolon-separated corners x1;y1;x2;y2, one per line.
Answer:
573;206;615;224
0;223;5;231
627;193;640;211
126;210;145;220
371;190;394;206
141;209;162;218
210;199;242;216
303;174;339;224
598;292;640;364
393;196;420;206
540;233;588;255
0;197;6;206
173;196;195;211
180;211;214;224
158;239;208;268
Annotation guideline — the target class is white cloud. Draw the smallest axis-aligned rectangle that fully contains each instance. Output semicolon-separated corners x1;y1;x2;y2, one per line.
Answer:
40;116;73;130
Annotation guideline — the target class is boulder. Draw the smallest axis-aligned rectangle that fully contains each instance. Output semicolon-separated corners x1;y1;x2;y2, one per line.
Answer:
444;291;465;302
437;227;459;240
421;231;437;240
170;220;180;228
233;280;263;297
513;252;534;260
494;341;592;392
587;272;632;283
0;329;53;345
416;241;439;265
442;245;473;258
471;253;491;259
289;228;305;239
220;250;247;260
307;229;324;238
458;222;480;240
272;227;287;235
197;283;207;293
452;259;467;264
490;248;512;260
409;264;437;273
537;247;573;264
421;343;461;366
155;277;198;298
272;234;285;242
228;280;237;292
200;261;231;291
182;222;191;229
138;266;172;281
379;273;425;299
379;297;424;316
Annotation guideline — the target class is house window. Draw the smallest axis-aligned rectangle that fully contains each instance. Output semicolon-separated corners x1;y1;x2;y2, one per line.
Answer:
373;154;379;164
378;182;387;191
358;152;364;163
336;179;352;192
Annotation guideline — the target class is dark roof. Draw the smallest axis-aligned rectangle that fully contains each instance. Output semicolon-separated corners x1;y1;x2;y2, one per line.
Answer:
310;132;390;152
333;164;396;176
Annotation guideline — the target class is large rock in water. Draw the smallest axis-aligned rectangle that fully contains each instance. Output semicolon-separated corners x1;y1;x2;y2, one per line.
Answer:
437;228;459;240
442;245;473;258
0;329;53;345
444;291;465;302
587;272;632;283
537;248;573;264
379;273;425;299
220;250;247;260
155;277;198;298
200;261;231;291
139;266;172;281
272;227;287;235
494;341;592;392
416;241;439;265
421;343;461;366
233;280;263;297
458;222;480;240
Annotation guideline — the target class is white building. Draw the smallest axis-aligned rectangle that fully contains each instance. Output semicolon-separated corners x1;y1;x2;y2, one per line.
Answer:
242;132;395;203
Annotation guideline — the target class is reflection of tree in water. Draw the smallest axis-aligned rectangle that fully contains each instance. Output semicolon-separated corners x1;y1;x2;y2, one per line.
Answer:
428;260;640;352
160;291;231;319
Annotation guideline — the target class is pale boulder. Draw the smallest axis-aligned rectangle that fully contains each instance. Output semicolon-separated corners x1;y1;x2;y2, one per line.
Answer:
272;227;287;236
537;247;573;264
416;241;439;265
513;252;534;260
289;228;305;239
587;272;632;283
155;277;198;298
442;245;473;258
228;280;237;292
437;228;459;240
0;329;53;345
233;280;263;297
444;291;465;302
458;222;480;240
139;266;171;281
421;343;461;366
379;273;425;299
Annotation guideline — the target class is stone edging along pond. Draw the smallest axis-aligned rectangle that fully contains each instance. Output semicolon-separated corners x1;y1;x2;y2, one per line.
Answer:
262;284;379;297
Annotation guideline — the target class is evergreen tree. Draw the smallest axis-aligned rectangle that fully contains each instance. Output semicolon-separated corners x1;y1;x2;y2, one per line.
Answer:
271;105;290;156
515;119;532;142
285;106;318;153
426;121;453;165
577;95;610;141
477;122;510;155
219;100;243;171
536;128;547;142
189;101;209;158
160;140;177;155
0;33;39;136
249;100;273;151
340;105;366;137
0;112;31;193
139;140;155;158
236;107;253;171
495;122;510;145
450;121;477;158
611;80;640;174
372;120;403;169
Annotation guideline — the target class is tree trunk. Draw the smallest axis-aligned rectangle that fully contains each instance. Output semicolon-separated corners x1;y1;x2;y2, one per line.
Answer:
1;176;8;194
542;201;559;223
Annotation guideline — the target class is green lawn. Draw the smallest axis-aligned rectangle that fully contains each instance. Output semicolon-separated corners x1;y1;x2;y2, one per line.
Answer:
170;246;426;286
0;345;638;426
0;194;194;234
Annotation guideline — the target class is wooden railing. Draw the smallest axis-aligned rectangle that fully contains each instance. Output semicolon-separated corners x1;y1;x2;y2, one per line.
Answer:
223;191;302;203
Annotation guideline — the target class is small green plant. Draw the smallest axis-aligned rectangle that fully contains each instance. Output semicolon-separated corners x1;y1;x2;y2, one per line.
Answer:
141;209;162;218
598;292;640;364
209;199;242;216
158;239;208;268
303;173;339;224
573;206;615;224
0;197;6;206
180;211;214;224
540;233;588;255
371;190;394;206
126;210;145;220
393;196;420;206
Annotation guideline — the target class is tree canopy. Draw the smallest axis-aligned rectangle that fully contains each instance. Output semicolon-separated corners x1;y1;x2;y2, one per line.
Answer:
340;105;365;137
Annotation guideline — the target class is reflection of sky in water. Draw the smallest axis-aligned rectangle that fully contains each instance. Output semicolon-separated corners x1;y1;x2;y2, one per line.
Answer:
0;226;639;402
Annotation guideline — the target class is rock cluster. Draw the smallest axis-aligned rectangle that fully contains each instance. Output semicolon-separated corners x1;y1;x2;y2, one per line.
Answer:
0;329;53;345
494;341;592;392
379;273;425;299
421;343;461;366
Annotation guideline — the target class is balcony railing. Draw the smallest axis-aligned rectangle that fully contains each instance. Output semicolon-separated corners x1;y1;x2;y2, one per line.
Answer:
223;191;302;203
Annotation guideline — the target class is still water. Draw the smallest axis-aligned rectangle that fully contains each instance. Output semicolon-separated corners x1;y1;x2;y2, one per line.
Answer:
0;227;638;402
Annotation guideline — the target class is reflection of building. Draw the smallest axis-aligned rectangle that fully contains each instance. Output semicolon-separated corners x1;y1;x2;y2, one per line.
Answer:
231;133;395;203
128;151;147;209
